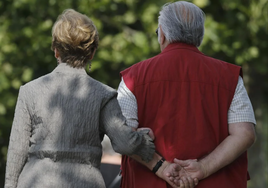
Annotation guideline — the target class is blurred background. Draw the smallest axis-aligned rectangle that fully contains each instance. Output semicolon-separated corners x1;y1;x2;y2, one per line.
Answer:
0;0;267;187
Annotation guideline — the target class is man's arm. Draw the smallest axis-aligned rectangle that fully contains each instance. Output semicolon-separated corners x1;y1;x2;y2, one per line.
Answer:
200;122;256;178
118;79;198;188
173;76;256;181
174;122;256;181
131;152;198;188
117;78;139;128
135;128;198;188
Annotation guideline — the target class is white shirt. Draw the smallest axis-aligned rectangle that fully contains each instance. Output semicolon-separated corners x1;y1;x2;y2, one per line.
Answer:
117;76;256;128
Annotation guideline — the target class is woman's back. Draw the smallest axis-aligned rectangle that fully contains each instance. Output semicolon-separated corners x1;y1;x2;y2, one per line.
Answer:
27;63;111;156
11;63;115;187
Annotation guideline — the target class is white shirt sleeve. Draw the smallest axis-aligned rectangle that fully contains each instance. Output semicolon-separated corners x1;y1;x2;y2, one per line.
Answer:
228;76;256;124
117;78;139;128
117;76;256;127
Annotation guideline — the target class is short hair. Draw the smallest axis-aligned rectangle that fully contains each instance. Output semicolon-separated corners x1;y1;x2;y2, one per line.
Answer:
51;9;99;68
158;1;205;47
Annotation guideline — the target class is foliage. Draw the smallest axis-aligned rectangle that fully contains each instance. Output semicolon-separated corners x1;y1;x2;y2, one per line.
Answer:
0;0;267;187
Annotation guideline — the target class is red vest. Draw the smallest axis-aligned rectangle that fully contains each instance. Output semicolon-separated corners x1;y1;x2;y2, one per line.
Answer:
120;43;248;188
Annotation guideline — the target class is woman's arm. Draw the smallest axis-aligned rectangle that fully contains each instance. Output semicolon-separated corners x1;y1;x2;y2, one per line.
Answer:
99;95;155;162
5;86;32;188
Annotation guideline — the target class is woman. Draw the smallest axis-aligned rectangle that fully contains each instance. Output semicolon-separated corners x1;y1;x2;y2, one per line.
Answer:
4;9;157;188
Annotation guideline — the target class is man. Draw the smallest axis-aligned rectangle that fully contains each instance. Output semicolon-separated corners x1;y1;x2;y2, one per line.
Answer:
117;1;256;188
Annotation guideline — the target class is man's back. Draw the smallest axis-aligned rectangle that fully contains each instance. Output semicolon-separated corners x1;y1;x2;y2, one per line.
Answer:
120;42;248;188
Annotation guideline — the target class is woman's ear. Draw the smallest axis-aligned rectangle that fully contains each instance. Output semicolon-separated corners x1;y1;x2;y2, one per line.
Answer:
54;48;60;58
89;48;96;60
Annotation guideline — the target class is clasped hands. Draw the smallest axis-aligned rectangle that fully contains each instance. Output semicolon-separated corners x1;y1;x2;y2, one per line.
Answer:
138;128;206;188
157;158;207;188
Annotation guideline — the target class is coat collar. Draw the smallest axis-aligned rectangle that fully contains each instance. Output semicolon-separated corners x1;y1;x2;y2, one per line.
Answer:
161;42;203;55
52;63;87;75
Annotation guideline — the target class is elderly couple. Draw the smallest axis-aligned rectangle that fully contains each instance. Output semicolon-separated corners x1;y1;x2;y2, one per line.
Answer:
5;1;256;188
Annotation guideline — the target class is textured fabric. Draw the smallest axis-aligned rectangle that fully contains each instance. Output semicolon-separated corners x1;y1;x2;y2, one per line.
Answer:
119;42;252;188
118;76;256;127
117;79;138;128
228;77;256;124
5;63;155;188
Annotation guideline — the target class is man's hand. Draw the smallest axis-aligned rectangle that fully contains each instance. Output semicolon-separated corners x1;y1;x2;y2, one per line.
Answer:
156;161;198;188
172;158;206;184
171;122;256;185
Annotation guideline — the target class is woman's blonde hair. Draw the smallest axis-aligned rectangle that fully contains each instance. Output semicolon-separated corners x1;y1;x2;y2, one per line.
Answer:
51;9;99;68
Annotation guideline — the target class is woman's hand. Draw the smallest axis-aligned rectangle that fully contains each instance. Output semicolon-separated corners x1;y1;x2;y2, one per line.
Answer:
137;127;155;141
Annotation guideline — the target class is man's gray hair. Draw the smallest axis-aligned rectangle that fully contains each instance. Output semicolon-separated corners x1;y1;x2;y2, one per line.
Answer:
158;1;205;47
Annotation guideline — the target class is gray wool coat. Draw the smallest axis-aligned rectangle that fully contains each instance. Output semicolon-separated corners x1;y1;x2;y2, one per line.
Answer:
5;63;155;188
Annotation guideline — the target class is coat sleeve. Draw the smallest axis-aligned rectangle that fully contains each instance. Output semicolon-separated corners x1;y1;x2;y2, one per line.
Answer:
99;94;155;163
5;86;32;188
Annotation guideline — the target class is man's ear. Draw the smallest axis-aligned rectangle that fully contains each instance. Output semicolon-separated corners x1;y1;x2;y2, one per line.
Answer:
160;26;166;45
